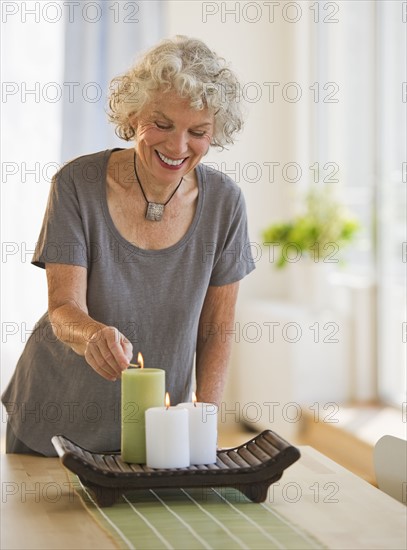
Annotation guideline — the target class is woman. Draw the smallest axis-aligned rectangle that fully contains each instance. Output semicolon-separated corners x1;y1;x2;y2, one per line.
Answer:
2;36;255;456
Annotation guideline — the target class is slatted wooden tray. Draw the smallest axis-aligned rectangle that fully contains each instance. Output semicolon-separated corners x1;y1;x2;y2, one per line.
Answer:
51;430;300;507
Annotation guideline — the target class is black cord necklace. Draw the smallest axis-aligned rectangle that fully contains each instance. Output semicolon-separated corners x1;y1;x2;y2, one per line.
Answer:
133;152;183;222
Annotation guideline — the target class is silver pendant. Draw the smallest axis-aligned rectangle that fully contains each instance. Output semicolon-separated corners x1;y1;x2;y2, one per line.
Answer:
146;202;165;221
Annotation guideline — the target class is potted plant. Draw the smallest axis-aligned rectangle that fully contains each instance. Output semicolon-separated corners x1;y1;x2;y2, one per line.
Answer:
262;185;359;268
262;185;359;307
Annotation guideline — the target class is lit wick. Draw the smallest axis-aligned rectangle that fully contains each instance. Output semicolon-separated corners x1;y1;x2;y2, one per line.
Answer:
192;392;197;407
165;392;170;410
128;352;144;369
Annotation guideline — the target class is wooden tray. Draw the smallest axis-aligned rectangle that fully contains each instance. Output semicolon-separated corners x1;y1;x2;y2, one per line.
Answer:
51;430;300;507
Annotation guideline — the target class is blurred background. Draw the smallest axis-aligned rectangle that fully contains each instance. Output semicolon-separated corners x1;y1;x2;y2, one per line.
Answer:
1;0;406;481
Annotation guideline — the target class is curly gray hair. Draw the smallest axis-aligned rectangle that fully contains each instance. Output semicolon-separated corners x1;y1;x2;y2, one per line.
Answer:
107;36;244;148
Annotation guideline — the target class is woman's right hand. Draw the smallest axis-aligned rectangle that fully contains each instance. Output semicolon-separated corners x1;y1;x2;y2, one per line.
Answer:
84;326;133;381
46;264;134;382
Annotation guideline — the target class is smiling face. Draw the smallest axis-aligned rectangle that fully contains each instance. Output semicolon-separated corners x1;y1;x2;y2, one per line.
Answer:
131;92;214;189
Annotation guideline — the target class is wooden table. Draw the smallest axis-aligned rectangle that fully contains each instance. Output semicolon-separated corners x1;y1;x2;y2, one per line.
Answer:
1;447;406;550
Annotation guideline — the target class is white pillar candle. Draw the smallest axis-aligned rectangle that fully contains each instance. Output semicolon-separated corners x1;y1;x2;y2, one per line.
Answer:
145;393;190;469
177;397;218;465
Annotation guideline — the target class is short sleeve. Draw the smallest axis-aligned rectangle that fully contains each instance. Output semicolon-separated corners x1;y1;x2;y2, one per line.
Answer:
209;190;256;286
32;170;88;269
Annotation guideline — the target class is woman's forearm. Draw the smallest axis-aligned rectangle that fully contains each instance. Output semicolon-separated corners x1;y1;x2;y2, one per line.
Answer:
48;302;105;355
195;330;234;405
195;282;239;406
45;264;132;380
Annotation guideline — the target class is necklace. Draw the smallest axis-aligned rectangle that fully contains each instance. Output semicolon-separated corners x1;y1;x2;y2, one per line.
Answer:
133;152;183;222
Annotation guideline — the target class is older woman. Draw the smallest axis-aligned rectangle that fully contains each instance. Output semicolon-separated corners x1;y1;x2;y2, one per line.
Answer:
2;36;255;456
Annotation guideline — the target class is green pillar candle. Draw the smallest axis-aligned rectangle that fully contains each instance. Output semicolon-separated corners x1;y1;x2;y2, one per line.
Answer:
121;368;165;463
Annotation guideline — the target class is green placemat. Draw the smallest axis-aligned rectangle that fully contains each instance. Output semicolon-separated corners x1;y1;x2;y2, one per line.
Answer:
68;474;326;550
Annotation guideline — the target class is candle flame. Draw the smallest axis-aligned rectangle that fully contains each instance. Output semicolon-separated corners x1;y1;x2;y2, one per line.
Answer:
138;352;144;369
165;392;170;409
192;392;197;407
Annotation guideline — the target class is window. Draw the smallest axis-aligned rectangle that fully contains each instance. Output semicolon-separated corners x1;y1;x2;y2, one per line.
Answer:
313;1;406;406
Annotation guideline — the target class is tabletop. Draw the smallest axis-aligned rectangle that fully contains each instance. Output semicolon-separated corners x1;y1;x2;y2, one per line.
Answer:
1;446;406;550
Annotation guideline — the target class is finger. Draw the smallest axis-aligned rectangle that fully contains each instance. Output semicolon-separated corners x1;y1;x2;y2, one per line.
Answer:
90;330;124;376
120;337;133;363
85;345;117;381
104;329;132;371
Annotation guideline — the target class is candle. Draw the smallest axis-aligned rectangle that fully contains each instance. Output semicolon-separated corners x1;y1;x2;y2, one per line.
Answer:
177;393;218;465
121;353;165;463
145;393;190;469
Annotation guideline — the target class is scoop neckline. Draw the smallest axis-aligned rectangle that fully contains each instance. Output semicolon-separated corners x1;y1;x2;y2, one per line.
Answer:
100;148;205;256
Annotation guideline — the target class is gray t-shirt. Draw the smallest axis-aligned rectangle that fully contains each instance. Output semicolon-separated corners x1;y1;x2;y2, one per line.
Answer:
2;149;255;456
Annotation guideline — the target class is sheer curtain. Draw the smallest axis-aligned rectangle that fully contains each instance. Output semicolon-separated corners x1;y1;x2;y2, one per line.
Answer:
1;2;165;440
61;1;164;161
